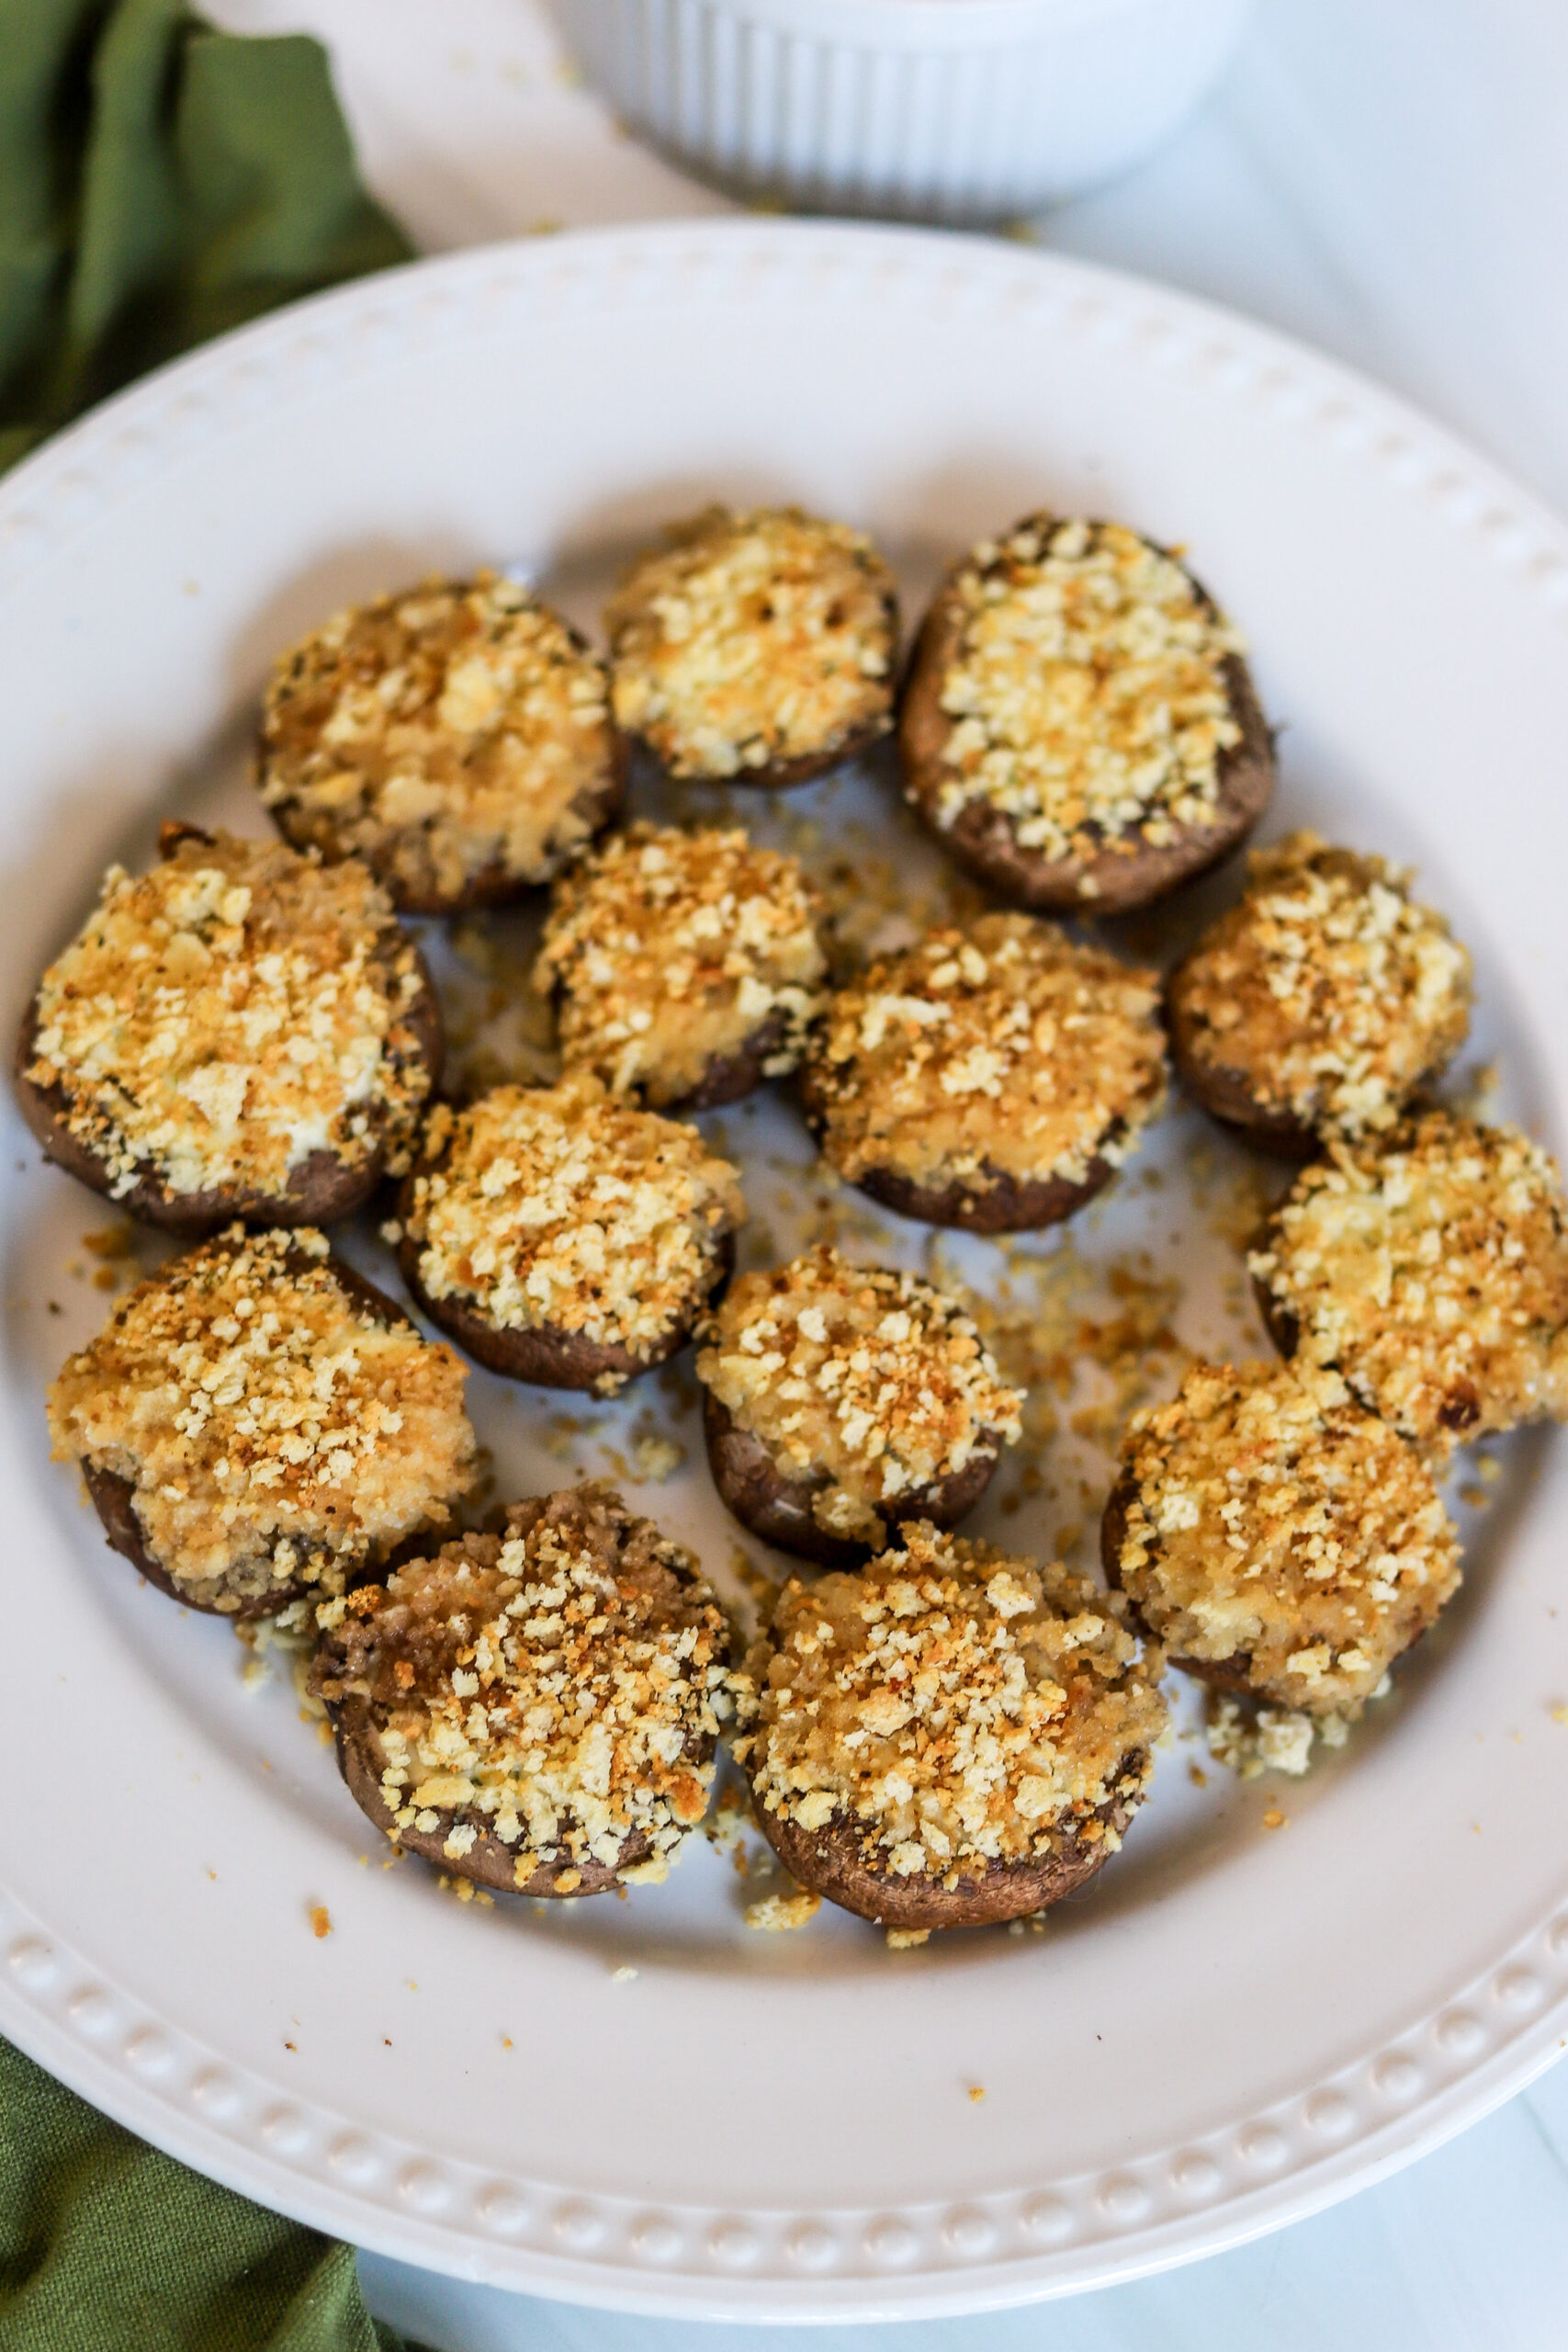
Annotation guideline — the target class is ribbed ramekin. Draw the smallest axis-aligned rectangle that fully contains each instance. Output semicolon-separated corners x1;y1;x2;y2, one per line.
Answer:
549;0;1258;223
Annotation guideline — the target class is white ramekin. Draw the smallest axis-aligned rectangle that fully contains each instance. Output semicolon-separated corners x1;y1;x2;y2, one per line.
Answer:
549;0;1259;223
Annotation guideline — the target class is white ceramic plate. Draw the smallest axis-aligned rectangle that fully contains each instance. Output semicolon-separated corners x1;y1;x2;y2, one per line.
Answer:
2;221;1567;2322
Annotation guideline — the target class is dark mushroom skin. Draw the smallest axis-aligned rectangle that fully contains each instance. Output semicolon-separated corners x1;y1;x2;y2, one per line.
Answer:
798;1059;1127;1234
77;1253;423;1619
899;544;1274;916
1160;999;1325;1159
398;1223;735;1391
702;1387;1001;1568
14;823;442;1233
751;1773;1148;1928
539;1003;800;1118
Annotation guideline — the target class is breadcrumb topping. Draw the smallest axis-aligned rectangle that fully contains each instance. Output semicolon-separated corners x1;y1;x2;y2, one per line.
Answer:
807;913;1166;1193
605;506;896;780
1251;1112;1568;1443
314;1487;737;1884
1169;833;1471;1140
47;1228;474;1611
737;1523;1166;1875
1111;1360;1460;1714
26;831;432;1202
258;573;618;906
404;1073;744;1375
536;823;828;1106
697;1245;1022;1545
929;518;1245;864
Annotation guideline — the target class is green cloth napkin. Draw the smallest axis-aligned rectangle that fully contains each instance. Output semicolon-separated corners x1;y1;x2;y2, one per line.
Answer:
0;2038;425;2349
0;0;413;475
0;6;431;2340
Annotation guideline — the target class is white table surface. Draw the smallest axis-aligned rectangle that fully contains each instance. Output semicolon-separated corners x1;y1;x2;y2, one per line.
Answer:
207;4;1568;2340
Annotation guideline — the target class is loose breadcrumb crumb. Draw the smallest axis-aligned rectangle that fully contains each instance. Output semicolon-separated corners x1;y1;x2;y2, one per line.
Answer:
310;1905;332;1938
744;1889;822;1932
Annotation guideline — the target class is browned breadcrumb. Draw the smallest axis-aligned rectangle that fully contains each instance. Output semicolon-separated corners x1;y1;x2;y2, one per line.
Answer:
313;1486;738;1885
1169;833;1471;1140
402;1074;744;1375
536;823;828;1105
697;1244;1022;1545
605;506;896;779
1111;1360;1460;1715
310;1905;332;1938
736;1522;1166;1874
743;1887;821;1931
807;914;1166;1193
930;518;1245;863
258;573;618;905
26;831;431;1200
47;1227;474;1611
1251;1113;1568;1444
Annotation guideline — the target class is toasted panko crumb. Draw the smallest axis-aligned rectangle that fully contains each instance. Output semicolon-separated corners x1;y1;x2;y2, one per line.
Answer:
697;1244;1022;1546
806;914;1166;1194
606;506;897;780
25;831;433;1201
930;518;1245;865
1169;833;1471;1142
1251;1112;1568;1443
536;823;828;1105
1111;1360;1460;1716
737;1522;1166;1876
310;1905;332;1938
259;572;618;906
402;1073;744;1378
313;1486;738;1886
744;1887;822;1932
47;1227;474;1611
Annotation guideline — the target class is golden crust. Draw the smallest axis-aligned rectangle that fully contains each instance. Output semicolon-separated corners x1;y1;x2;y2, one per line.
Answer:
46;1227;474;1612
696;1245;1021;1548
1168;833;1472;1146
1252;1113;1568;1443
1107;1359;1461;1716
258;573;622;910
735;1522;1165;1886
535;822;829;1108
605;506;897;782
915;517;1247;866
804;912;1166;1196
313;1485;738;1892
21;830;433;1210
400;1074;744;1380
